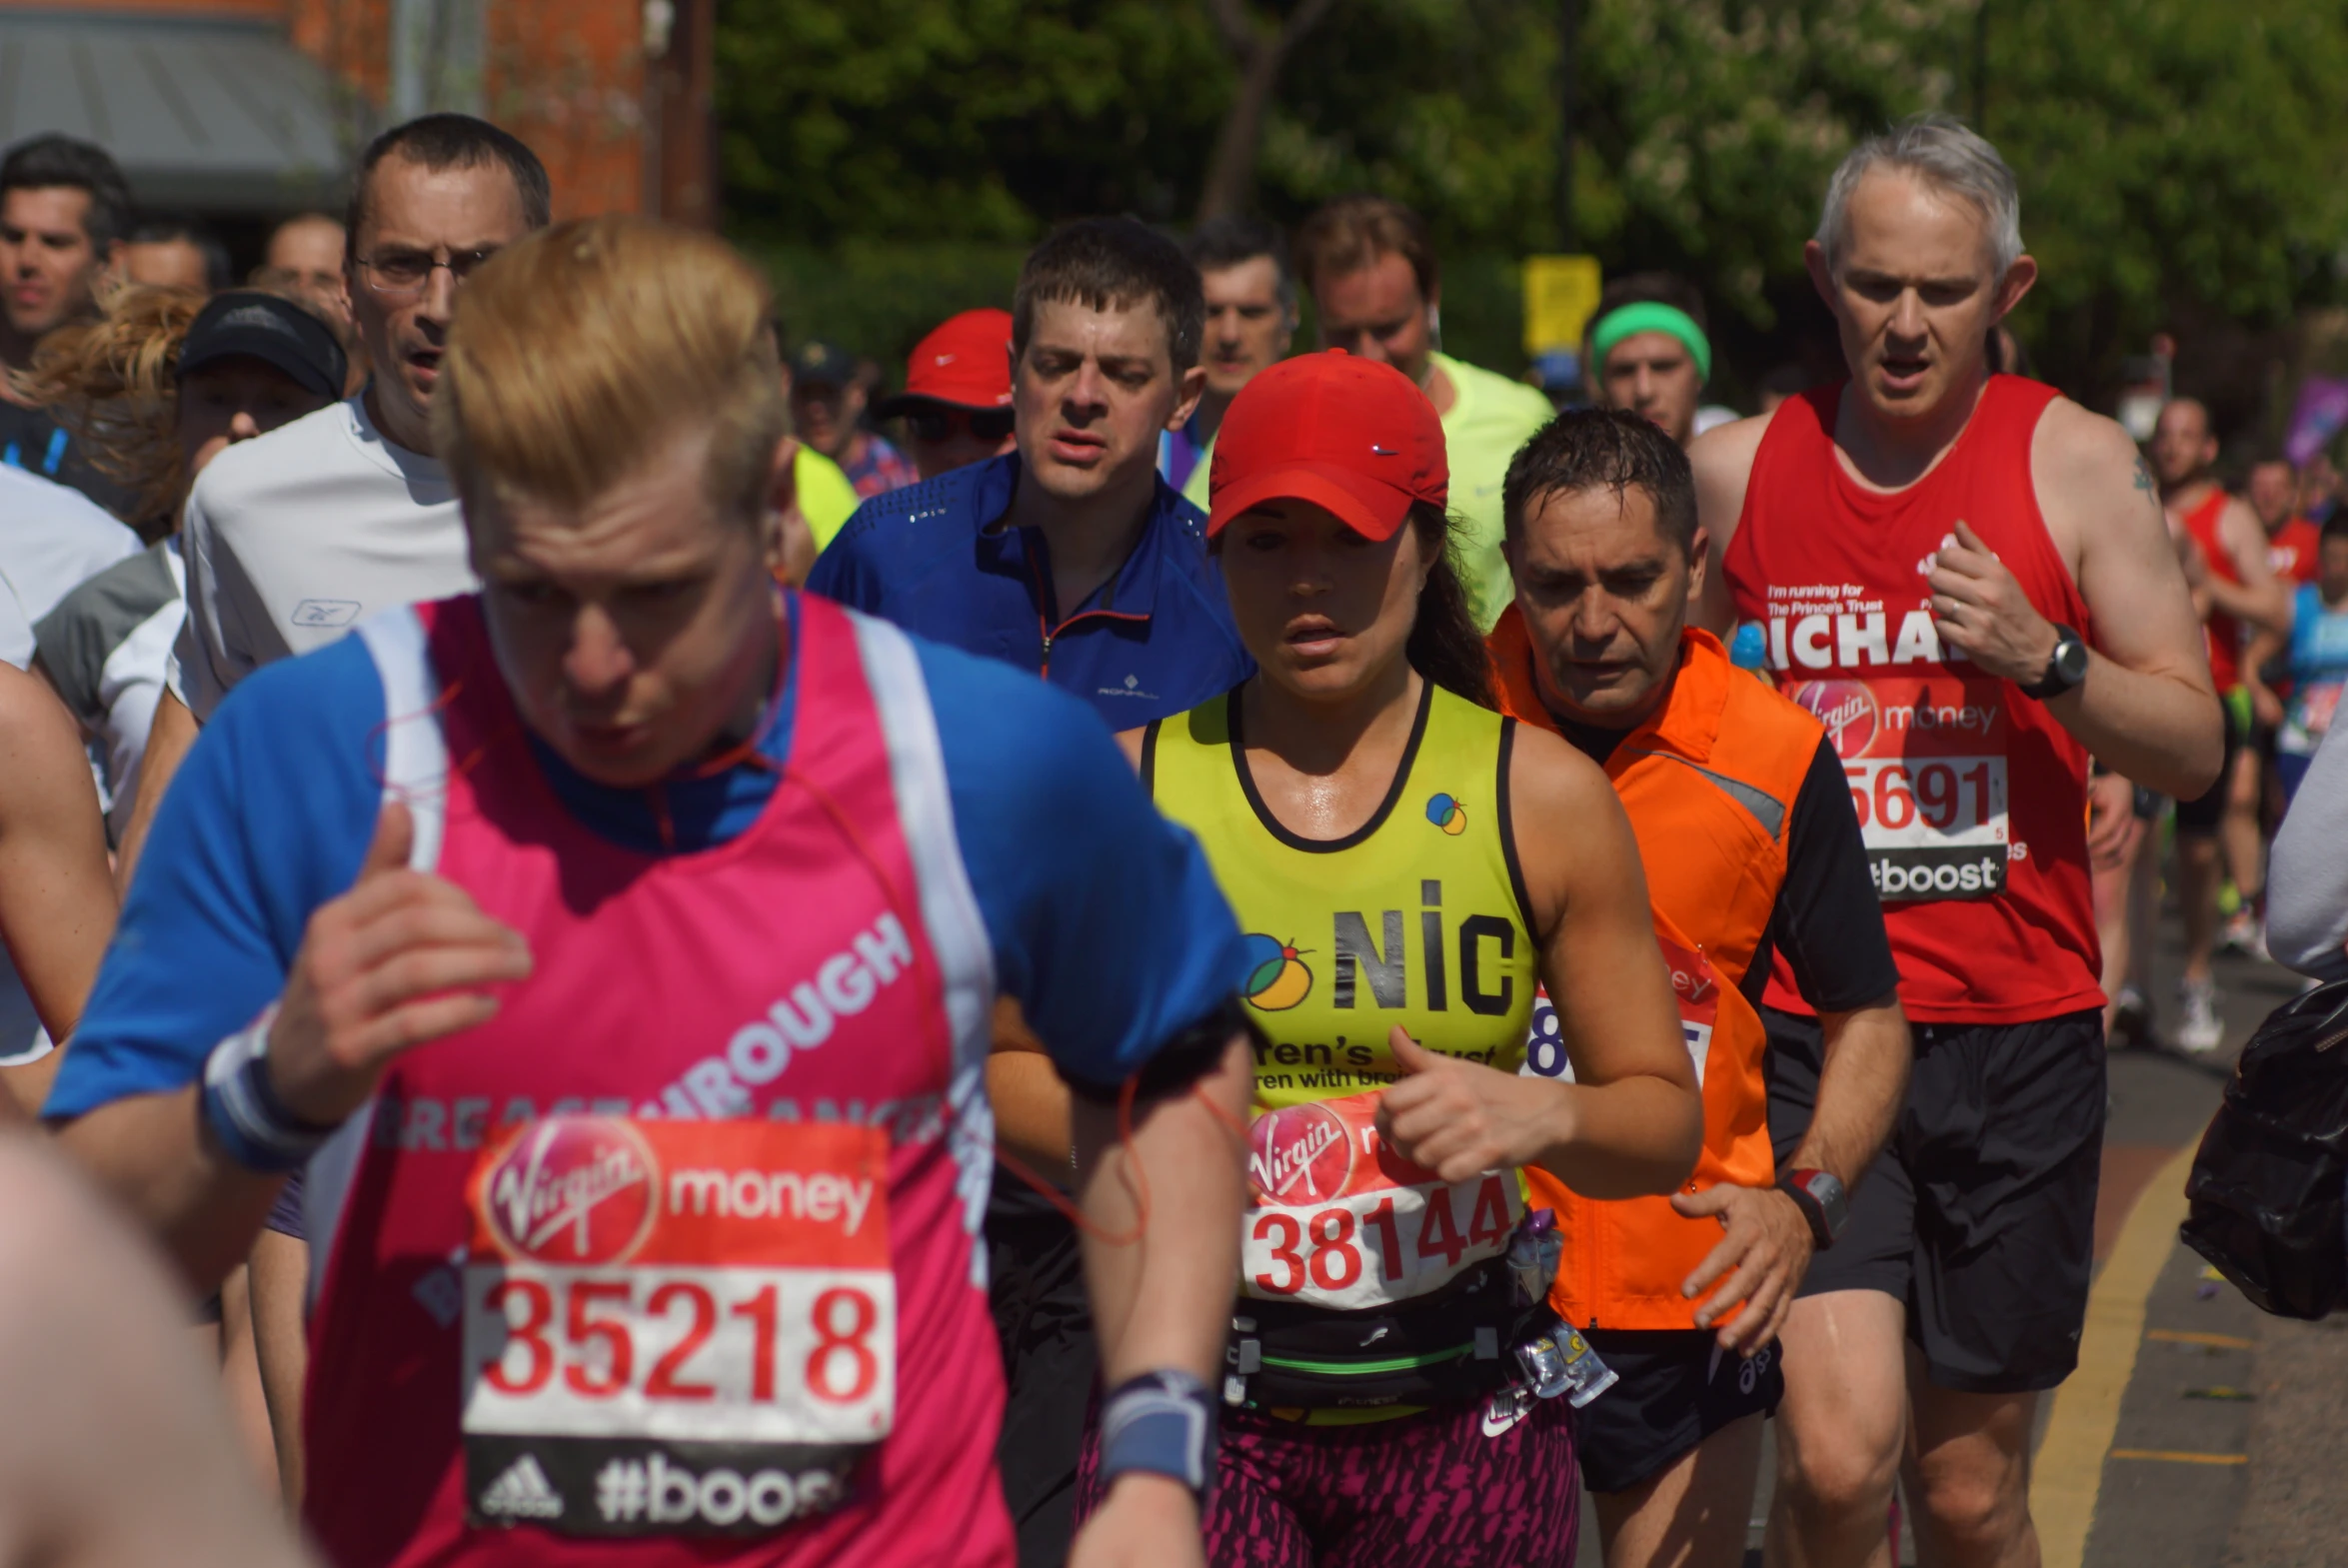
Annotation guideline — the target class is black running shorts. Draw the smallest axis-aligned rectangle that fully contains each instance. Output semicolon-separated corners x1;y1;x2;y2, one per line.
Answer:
1764;1005;2107;1394
1572;1328;1783;1495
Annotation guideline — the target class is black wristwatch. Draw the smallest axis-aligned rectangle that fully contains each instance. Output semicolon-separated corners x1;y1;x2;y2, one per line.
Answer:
2019;624;2090;701
1778;1168;1850;1249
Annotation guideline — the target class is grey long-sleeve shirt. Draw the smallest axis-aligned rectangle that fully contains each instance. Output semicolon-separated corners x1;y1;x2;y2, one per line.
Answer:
2268;717;2348;982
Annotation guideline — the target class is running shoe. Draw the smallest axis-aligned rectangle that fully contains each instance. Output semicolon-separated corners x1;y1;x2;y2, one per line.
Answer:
2220;909;2269;962
2177;977;2225;1055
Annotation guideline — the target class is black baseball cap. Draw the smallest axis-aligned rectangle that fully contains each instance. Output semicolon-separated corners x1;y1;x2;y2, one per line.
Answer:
177;291;347;400
791;339;860;389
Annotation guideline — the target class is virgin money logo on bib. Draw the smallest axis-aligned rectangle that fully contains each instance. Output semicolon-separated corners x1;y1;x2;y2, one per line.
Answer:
1790;680;1878;759
1249;1101;1353;1206
480;1118;659;1265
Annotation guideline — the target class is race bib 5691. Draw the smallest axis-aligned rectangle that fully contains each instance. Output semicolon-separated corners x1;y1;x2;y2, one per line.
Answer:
1792;675;2010;901
460;1117;893;1537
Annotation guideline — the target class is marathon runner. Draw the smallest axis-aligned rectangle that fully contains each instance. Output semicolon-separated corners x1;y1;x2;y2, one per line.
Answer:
1584;275;1713;449
2151;398;2292;1040
1293;197;1554;632
46;215;1251;1568
1102;349;1700;1565
1692;115;2221;1567
814;216;1250;1568
1162;216;1296;510
28;287;346;837
2249;515;2348;806
1485;409;1908;1568
121;114;552;887
2249;451;2321;587
873;309;1018;483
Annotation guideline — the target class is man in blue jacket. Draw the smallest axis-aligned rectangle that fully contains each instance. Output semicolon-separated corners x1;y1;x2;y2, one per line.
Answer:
810;216;1252;1568
811;217;1250;729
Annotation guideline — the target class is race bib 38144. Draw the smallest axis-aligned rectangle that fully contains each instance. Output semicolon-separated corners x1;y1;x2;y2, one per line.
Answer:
1244;1089;1521;1311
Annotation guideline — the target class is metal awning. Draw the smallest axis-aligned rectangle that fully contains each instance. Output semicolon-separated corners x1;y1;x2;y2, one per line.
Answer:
0;10;350;214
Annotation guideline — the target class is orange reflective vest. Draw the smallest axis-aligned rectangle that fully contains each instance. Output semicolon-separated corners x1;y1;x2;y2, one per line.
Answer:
1488;609;1825;1329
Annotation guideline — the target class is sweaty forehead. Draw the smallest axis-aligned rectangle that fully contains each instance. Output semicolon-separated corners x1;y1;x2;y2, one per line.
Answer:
0;185;92;237
1314;253;1421;323
1024;295;1171;363
1839;169;1997;280
1521;484;1670;561
358;157;529;251
1202;256;1281;308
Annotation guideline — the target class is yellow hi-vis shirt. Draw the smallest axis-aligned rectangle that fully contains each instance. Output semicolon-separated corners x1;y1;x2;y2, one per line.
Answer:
1144;680;1539;1104
1432;351;1556;633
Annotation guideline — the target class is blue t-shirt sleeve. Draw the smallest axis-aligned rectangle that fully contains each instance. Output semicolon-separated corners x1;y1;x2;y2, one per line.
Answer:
918;639;1249;1091
44;638;387;1119
805;501;884;610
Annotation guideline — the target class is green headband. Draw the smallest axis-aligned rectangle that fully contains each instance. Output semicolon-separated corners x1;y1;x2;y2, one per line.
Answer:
1589;302;1711;384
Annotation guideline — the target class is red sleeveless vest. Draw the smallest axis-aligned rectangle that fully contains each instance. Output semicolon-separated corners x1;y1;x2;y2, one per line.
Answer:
1722;377;2102;1024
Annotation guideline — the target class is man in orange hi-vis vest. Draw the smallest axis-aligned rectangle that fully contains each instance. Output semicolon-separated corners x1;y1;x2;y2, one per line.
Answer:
1488;409;1910;1568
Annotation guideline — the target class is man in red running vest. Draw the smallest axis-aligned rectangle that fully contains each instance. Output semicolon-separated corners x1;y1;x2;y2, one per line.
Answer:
1692;116;2220;1568
2152;403;2292;1018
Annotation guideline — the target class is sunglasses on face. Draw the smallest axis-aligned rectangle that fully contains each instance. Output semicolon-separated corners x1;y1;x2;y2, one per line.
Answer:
905;407;1015;444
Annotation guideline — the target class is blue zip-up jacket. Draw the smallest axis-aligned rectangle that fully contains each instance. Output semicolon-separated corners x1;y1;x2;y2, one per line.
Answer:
808;453;1253;730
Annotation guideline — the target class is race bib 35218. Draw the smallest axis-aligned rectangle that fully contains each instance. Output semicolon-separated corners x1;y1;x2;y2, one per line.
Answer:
460;1117;893;1537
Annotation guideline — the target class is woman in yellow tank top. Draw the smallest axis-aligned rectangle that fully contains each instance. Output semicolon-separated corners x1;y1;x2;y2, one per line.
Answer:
1098;351;1700;1568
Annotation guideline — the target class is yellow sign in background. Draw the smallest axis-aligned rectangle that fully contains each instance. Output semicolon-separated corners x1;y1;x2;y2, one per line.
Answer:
1522;255;1603;356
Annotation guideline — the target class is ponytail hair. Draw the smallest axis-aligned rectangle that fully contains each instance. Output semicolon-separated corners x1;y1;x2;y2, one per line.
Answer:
1403;500;1496;710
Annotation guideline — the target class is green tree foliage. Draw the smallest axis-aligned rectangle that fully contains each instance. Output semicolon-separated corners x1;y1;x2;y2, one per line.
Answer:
1982;0;2348;393
719;0;2348;400
717;0;1227;242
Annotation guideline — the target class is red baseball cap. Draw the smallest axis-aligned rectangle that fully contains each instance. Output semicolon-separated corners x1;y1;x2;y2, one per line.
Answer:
877;308;1015;416
1206;350;1447;542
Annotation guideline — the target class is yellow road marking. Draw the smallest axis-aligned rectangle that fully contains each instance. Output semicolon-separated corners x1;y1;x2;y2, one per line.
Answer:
2109;1448;2248;1466
2144;1329;2254;1350
2030;1141;2198;1568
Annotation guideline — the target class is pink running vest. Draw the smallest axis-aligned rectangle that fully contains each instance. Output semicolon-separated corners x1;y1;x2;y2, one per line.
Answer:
300;594;1011;1568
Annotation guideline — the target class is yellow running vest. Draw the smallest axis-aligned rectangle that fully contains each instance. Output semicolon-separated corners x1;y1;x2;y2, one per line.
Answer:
1150;681;1546;1419
1146;680;1538;1092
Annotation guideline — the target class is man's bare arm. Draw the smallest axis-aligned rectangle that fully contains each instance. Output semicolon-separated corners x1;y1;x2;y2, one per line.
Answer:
115;688;198;896
2208;497;2293;637
986;998;1076;1181
0;667;118;1115
1688;415;1773;638
2009;401;2223;796
1675;992;1907;1351
1791;996;1909;1183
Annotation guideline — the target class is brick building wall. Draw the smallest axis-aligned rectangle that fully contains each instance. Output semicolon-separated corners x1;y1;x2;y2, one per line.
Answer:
5;0;673;219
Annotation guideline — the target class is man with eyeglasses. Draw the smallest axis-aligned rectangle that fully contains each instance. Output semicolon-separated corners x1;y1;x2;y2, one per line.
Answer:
172;114;550;722
877;309;1020;483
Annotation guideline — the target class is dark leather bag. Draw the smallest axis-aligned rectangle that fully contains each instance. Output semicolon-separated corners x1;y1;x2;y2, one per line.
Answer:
2182;979;2348;1319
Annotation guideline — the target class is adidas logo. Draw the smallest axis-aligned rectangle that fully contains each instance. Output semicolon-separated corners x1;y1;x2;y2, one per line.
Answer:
480;1454;565;1520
